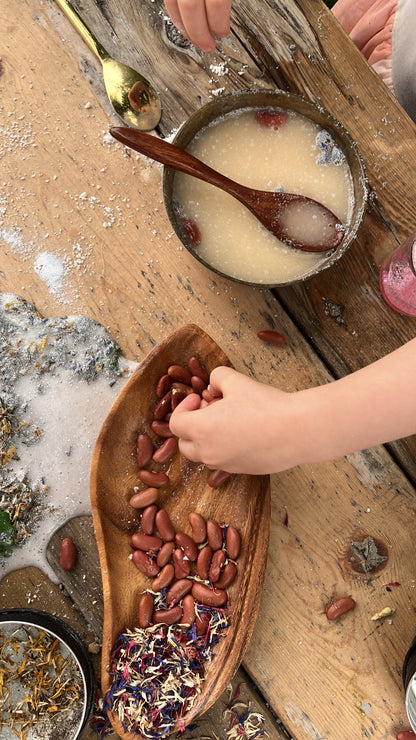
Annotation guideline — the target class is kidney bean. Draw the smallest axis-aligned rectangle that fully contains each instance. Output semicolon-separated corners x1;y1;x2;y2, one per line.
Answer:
181;594;196;626
175;532;198;561
140;504;157;535
214;561;237;589
129;487;159;509
155;509;175;542
192;582;227;607
173;548;190;579
136;433;154;468
188;512;207;544
197;545;213;580
132;549;160;577
188;356;209;383
138;592;154;628
157;541;175;567
226;526;241;560
183;217;202;246
156;373;172;398
208;469;232;488
60;537;77;571
171;389;187;411
154;391;172;421
257;329;286;345
255;110;288;129
195;611;210;636
131;532;163;552
190;375;207;395
396;732;416;739
168;364;192;385
326;596;356;621
206;520;223;551
153;605;183;625
202;389;221;404
151;420;175;438
151;563;175;591
138;470;169;488
209;549;226;583
166;578;193;606
152;437;177;464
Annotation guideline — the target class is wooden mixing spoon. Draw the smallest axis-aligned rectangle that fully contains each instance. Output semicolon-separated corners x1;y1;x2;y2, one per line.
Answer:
110;126;345;252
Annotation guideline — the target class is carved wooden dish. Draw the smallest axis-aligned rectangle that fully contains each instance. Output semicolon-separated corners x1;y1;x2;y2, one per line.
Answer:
90;324;271;738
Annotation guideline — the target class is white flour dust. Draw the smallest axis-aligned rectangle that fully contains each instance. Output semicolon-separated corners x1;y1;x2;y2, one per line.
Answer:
34;252;65;294
0;293;136;583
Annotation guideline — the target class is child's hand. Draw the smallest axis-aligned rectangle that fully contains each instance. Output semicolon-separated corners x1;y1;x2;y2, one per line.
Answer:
164;0;232;52
169;366;293;474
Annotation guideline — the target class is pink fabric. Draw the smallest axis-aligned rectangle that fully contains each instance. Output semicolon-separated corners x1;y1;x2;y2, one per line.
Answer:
332;0;397;90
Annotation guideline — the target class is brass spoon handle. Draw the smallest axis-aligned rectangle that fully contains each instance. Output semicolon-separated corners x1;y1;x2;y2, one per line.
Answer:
55;0;108;62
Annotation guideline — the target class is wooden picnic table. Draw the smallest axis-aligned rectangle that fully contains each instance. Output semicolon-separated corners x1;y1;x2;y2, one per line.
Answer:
1;0;416;738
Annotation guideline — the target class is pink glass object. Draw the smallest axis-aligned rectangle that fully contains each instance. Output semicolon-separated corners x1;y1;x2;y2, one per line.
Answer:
379;231;416;317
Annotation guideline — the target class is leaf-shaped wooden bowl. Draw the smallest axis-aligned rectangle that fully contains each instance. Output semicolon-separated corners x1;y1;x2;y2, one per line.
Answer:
90;324;271;739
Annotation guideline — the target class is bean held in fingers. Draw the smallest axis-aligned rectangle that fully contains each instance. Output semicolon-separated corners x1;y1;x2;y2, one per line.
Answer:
152;437;177;464
208;469;232;488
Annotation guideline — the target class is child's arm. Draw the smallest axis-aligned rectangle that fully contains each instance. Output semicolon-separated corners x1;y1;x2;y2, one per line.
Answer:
164;0;232;51
169;337;416;474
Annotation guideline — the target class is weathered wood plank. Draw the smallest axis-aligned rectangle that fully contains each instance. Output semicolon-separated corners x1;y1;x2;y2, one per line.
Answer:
2;2;416;738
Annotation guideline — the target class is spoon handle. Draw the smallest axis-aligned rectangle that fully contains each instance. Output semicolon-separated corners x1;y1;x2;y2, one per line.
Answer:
55;0;108;63
110;127;254;206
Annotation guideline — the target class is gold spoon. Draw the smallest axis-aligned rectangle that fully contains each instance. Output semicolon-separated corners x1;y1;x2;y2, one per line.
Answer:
55;0;161;131
110;126;345;252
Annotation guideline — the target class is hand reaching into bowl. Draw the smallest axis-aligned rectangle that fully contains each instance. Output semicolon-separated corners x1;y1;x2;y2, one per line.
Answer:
169;339;416;475
164;0;232;52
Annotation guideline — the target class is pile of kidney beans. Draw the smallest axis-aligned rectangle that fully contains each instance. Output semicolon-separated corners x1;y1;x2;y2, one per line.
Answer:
128;356;240;631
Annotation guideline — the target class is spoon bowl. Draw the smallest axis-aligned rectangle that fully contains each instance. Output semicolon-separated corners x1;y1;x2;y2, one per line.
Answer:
55;0;161;131
110;126;344;252
89;324;271;738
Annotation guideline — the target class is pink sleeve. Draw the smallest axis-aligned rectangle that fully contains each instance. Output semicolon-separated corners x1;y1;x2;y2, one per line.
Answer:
332;0;397;90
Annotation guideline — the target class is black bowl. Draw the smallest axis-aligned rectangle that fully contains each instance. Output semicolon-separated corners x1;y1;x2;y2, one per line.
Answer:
0;608;95;739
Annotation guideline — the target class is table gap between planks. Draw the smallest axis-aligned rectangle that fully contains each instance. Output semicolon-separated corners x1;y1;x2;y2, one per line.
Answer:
1;1;416;739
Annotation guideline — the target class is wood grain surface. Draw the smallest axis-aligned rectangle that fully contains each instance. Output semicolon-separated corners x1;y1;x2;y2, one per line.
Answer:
1;1;416;738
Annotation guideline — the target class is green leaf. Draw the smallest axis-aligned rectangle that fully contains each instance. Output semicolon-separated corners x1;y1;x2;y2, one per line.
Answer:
0;511;15;555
